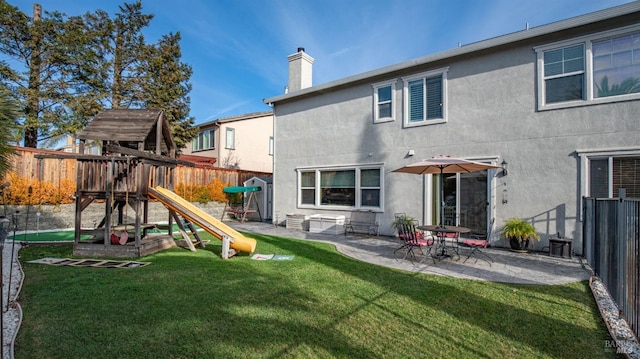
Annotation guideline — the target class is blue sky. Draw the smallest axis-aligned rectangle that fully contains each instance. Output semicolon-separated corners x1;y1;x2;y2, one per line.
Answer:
7;0;635;125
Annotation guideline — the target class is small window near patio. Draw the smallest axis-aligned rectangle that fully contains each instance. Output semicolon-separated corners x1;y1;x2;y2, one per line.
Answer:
300;171;315;205
321;170;355;206
589;156;640;198
297;166;383;209
361;168;380;207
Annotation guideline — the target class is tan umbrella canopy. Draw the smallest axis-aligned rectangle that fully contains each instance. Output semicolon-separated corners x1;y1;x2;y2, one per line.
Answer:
392;156;502;226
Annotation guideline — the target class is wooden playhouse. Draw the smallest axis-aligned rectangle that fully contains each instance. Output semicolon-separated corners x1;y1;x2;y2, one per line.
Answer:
37;109;200;258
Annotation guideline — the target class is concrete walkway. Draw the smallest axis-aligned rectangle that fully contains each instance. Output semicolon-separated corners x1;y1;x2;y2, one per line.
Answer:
229;222;592;285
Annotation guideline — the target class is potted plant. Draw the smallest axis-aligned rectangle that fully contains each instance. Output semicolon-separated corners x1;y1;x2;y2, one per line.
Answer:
391;213;416;237
500;218;540;252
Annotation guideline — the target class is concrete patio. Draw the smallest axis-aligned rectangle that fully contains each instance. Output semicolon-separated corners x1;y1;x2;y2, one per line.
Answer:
228;221;592;285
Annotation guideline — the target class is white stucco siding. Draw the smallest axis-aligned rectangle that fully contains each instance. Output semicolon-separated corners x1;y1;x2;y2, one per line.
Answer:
216;115;273;173
272;36;640;252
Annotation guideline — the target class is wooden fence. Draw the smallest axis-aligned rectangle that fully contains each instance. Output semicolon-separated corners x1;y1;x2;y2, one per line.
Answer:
3;146;270;190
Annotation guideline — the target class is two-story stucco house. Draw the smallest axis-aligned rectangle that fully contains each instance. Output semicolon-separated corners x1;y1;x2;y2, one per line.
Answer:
264;3;640;254
181;111;274;173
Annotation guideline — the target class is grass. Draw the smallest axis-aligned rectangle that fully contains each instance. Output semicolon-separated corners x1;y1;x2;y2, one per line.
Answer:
9;230;84;242
8;224;199;243
15;231;618;358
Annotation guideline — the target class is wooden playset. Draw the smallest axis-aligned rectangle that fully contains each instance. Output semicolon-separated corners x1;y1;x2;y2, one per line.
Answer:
35;109;203;258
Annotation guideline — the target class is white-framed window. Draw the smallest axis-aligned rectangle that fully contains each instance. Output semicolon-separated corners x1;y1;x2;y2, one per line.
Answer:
225;128;235;149
372;80;395;123
542;44;585;104
360;168;381;207
402;68;448;127
589;156;640;198
269;136;274;156
536;25;640;110
297;165;383;210
192;128;215;151
300;171;316;205
578;148;640;199
593;32;640;99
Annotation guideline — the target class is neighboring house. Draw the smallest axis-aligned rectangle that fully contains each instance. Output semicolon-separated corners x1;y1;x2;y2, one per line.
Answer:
57;135;100;154
182;111;274;173
264;3;640;254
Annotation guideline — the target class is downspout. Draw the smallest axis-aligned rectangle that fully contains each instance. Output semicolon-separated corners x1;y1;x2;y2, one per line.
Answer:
270;106;277;225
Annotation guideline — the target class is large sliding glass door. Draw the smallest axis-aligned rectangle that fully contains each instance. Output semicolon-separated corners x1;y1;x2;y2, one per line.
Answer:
441;170;489;234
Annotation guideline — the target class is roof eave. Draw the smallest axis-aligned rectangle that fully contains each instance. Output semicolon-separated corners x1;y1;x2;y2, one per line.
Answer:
263;2;640;105
197;110;273;128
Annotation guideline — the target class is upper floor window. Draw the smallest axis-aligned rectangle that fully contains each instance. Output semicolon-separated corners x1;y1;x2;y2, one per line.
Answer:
536;25;640;110
297;166;383;210
225;128;235;149
543;44;585;103
402;68;448;127
372;80;395;123
593;33;640;98
193;128;215;151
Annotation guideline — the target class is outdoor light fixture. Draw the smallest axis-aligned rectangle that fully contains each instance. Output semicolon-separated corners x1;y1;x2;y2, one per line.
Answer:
501;159;508;176
407;149;415;157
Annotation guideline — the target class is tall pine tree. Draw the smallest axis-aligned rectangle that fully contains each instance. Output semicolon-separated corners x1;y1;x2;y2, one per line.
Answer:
140;32;197;149
111;1;152;109
0;84;18;175
0;1;197;150
0;2;74;147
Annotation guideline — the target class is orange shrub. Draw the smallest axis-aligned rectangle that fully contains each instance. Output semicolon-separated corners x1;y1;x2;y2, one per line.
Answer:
173;178;230;204
208;178;232;203
2;172;237;206
0;172;75;205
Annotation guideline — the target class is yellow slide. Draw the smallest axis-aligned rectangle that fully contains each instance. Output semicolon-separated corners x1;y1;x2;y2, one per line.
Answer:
149;186;256;254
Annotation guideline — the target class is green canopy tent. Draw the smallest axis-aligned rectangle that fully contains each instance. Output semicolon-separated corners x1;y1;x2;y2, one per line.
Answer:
222;186;262;222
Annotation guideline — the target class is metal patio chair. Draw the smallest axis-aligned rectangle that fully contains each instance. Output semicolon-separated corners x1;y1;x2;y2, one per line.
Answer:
459;219;495;266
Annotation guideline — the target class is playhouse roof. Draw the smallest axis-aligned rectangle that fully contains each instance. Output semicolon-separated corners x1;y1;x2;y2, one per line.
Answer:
78;109;175;155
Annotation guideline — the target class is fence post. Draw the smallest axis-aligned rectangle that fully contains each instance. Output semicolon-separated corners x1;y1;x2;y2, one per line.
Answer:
616;198;626;311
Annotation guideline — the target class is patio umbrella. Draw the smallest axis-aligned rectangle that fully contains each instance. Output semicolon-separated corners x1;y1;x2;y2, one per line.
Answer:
392;157;501;227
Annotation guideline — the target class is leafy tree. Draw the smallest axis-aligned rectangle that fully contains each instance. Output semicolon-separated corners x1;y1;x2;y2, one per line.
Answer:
140;32;197;149
0;1;198;150
0;86;18;176
111;1;153;109
50;10;113;140
0;2;73;147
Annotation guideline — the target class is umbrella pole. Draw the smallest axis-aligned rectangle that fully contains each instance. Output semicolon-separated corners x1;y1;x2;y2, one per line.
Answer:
439;168;445;227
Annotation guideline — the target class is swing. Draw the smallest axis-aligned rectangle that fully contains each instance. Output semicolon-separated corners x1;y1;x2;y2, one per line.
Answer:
222;186;262;222
110;231;129;245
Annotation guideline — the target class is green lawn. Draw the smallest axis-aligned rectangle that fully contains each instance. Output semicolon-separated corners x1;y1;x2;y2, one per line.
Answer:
15;232;618;358
9;224;197;243
9;229;83;242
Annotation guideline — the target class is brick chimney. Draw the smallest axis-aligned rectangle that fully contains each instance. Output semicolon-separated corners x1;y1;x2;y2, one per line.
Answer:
287;47;314;92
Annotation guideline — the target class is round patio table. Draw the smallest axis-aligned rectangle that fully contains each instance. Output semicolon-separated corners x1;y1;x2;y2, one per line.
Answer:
417;225;471;260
